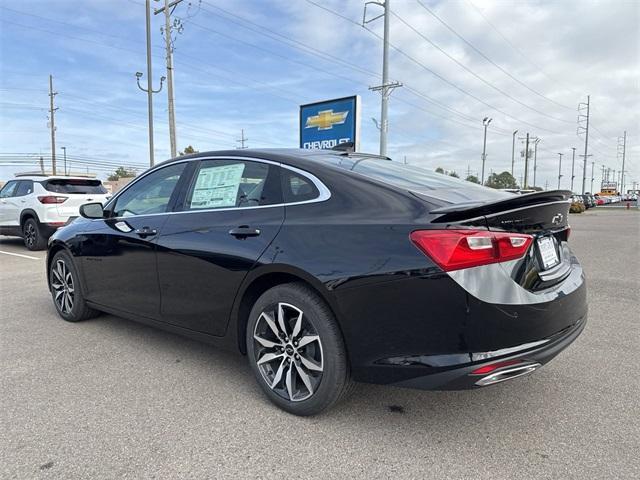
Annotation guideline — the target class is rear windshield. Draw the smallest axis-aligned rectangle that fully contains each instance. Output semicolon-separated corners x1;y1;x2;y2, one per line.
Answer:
322;155;509;203
41;179;107;194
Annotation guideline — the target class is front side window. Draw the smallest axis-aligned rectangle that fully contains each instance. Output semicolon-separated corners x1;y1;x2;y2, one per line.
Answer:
0;181;18;198
184;159;281;210
112;163;186;217
15;180;34;197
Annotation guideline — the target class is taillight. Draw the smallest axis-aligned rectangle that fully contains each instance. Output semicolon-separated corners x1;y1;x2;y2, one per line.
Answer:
410;229;533;271
38;195;67;204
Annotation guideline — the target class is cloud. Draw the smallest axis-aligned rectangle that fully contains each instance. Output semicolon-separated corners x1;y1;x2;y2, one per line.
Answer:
0;0;638;190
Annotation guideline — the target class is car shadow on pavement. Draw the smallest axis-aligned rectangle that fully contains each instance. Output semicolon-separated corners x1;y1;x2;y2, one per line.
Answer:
87;310;562;427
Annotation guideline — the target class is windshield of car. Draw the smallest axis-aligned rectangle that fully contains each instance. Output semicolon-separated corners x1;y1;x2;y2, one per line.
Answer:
41;179;107;194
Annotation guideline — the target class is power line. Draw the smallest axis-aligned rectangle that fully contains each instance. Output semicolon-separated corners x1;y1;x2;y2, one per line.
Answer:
391;8;574;123
417;0;575;111
465;0;583;97
304;0;568;135
197;1;511;133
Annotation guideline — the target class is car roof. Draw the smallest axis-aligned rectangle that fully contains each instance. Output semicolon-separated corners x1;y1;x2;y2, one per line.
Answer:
158;148;385;170
12;175;102;181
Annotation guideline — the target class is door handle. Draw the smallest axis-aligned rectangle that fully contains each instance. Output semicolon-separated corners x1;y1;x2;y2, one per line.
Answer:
134;226;158;238
228;226;261;238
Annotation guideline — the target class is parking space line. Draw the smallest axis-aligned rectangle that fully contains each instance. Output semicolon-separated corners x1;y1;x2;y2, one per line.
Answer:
0;250;41;260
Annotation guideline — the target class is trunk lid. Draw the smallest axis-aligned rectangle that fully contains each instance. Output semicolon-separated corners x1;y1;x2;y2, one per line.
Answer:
422;190;573;291
55;193;111;218
428;190;572;233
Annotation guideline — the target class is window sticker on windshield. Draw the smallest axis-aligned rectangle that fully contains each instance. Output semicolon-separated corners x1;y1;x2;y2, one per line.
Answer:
191;163;245;208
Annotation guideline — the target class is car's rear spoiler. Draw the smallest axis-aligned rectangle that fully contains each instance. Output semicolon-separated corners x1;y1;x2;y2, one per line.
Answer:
430;190;572;223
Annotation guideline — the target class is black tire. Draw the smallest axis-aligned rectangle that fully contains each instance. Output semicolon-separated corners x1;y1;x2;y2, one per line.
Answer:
23;217;47;251
49;250;99;322
246;282;352;416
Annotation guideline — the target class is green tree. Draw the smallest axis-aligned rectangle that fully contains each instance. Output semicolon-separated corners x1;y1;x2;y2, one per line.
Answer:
466;175;480;184
485;171;518;189
107;166;137;182
449;171;460;178
435;167;445;174
179;145;198;156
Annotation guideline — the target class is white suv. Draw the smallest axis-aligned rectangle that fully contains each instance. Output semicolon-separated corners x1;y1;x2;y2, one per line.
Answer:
0;175;110;250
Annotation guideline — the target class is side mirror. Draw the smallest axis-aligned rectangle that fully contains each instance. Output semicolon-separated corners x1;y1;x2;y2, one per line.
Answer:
79;202;105;219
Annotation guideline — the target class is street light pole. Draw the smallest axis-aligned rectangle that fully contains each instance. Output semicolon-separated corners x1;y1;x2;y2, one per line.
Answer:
511;129;518;177
533;138;540;188
570;147;576;192
481;117;492;184
557;152;564;190
61;146;67;176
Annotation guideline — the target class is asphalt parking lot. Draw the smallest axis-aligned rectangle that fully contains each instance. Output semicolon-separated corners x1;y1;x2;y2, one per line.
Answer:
1;210;638;479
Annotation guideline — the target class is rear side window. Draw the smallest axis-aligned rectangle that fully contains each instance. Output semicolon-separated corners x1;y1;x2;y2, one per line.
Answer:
42;179;107;194
15;180;34;196
184;159;281;210
281;170;319;203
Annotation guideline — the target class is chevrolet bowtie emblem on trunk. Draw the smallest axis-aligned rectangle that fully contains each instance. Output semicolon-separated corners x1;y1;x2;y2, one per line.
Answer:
305;109;349;130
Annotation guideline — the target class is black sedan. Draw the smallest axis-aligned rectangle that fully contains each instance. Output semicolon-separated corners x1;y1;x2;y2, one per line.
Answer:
47;149;587;415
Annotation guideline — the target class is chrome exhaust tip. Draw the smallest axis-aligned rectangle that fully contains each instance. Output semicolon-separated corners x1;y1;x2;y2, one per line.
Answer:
475;362;542;386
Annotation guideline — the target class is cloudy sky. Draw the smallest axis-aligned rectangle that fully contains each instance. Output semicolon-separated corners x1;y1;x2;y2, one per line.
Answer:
1;0;638;191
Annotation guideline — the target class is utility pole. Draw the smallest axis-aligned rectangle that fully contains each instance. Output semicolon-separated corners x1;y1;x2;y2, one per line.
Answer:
557;152;563;190
364;0;402;157
570;147;576;192
236;129;248;149
531;143;536;188
511;129;518;177
481;117;492;184
48;74;58;175
618;131;627;194
155;0;183;159
39;156;45;174
590;161;595;193
577;95;590;193
61;146;67;176
136;0;166;167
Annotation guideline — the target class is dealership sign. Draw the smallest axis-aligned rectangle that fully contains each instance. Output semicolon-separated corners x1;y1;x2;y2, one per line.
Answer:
299;96;361;150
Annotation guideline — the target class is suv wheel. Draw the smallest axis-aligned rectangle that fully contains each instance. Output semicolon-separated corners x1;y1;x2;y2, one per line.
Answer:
23;218;47;251
49;250;99;322
246;283;352;416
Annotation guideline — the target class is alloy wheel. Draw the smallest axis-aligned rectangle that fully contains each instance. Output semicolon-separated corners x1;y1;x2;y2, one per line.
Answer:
253;302;323;402
51;259;75;315
24;223;36;248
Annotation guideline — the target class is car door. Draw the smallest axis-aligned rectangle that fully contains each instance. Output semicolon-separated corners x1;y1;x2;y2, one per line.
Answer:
79;162;190;319
156;158;285;335
0;181;20;226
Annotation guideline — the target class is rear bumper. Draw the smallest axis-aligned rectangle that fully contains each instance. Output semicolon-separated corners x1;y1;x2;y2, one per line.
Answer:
40;217;77;237
386;313;587;390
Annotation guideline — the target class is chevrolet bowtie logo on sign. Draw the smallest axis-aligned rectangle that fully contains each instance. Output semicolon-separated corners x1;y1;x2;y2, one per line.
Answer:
300;96;361;151
305;109;349;131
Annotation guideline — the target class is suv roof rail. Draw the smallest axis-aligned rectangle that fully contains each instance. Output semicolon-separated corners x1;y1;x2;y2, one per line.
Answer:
14;172;49;177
